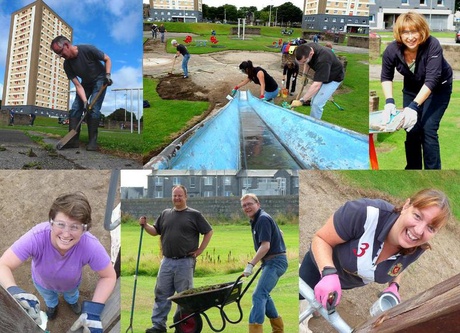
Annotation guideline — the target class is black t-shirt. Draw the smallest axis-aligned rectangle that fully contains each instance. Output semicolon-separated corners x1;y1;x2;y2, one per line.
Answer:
307;42;344;83
251;67;278;92
63;44;106;85
177;44;189;56
154;207;212;258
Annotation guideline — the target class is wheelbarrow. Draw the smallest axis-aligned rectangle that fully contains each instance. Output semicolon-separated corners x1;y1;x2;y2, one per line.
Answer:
168;267;262;333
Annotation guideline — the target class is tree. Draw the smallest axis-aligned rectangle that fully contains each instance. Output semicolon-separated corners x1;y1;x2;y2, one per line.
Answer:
276;2;303;26
107;108;137;122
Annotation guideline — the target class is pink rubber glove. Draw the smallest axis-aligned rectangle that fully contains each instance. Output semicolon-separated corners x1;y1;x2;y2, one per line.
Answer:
314;267;342;309
382;282;401;302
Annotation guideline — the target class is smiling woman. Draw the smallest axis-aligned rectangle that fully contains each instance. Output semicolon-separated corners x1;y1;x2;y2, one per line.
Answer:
299;188;452;313
0;170;119;333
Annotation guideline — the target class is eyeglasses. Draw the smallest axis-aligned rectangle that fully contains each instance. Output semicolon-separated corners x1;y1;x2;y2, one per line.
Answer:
401;30;419;37
54;42;67;56
50;220;87;233
241;202;256;209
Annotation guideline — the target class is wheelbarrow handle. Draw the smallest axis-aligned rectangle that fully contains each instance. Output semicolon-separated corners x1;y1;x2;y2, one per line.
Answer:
239;266;262;300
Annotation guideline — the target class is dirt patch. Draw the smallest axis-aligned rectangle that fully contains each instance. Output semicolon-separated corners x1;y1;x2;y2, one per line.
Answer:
0;170;115;333
157;75;209;101
299;171;460;333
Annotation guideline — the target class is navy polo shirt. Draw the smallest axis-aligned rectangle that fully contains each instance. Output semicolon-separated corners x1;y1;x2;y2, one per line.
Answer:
250;209;286;255
331;199;425;289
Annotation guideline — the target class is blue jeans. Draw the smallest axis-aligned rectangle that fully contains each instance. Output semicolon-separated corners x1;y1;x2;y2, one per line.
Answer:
151;257;195;330
70;77;106;119
403;84;451;169
264;87;280;102
249;255;288;324
33;280;79;308
160;32;165;43
310;80;342;119
182;54;190;77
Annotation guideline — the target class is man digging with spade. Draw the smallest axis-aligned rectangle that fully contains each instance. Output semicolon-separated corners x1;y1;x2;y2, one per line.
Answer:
291;43;344;119
51;36;113;151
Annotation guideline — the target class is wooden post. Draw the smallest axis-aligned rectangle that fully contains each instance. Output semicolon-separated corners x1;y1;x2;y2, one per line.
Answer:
353;273;460;333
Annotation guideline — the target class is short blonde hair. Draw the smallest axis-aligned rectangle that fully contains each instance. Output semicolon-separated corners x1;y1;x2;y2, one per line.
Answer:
240;193;259;203
393;11;430;44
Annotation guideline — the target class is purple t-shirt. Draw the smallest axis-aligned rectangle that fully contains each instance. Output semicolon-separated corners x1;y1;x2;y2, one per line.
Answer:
11;222;110;292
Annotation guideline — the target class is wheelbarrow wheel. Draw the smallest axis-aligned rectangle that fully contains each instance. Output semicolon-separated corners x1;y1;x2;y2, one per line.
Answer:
173;312;203;333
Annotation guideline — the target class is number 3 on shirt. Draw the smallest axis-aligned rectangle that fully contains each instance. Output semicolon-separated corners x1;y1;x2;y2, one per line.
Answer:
353;242;369;257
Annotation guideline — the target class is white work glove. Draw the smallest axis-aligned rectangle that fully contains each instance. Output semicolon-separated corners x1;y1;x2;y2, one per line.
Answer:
385;102;419;132
292;76;296;81
382;98;398;124
401;102;420;132
7;286;42;325
71;301;104;333
281;80;285;86
243;262;254;277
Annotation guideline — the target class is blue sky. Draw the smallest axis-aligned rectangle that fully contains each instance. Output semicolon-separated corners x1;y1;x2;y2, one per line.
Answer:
0;0;143;116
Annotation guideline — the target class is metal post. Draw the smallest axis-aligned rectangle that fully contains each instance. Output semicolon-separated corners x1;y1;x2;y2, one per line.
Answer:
137;88;141;134
269;5;272;27
130;89;133;133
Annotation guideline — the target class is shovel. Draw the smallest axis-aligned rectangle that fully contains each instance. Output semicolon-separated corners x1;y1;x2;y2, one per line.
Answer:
56;84;107;150
168;56;177;75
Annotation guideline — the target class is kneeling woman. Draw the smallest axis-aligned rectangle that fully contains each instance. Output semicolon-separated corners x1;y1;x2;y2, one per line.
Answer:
233;60;279;101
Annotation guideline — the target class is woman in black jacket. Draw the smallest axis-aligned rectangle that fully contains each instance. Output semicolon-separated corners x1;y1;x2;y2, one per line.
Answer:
380;11;452;170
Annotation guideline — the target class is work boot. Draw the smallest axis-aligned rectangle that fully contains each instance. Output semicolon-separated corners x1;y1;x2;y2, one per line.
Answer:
69;301;81;315
46;306;57;320
249;323;263;333
86;117;99;151
64;117;81;148
269;316;284;333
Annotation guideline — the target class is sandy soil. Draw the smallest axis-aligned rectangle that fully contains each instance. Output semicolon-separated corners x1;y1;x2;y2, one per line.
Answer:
298;171;460;333
0;170;115;333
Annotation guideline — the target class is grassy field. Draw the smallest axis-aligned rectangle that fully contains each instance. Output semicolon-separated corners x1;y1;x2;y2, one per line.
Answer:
369;80;460;170
120;222;298;333
0;117;144;156
338;170;460;222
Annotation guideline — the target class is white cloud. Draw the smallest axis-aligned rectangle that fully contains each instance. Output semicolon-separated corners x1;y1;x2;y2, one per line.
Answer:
100;66;143;117
109;9;142;44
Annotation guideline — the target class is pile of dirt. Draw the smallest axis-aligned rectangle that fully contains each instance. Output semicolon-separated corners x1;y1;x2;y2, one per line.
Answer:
157;75;209;102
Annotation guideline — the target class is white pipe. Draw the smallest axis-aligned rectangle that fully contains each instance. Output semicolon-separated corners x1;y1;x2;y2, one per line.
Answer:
299;279;353;333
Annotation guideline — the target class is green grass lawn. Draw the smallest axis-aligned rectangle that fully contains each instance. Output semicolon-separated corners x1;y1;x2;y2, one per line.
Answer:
369;80;460;170
120;222;298;333
0;117;144;156
142;78;209;156
339;170;460;222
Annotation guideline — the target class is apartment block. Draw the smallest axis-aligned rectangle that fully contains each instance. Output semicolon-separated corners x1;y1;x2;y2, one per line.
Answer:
369;0;455;30
2;0;72;116
303;0;369;33
147;0;202;22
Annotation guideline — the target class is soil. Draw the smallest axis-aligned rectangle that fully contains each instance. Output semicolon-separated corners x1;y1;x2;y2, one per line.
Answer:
0;170;115;333
298;171;460;333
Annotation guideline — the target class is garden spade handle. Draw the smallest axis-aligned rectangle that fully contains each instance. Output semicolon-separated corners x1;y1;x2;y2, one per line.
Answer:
126;225;144;333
